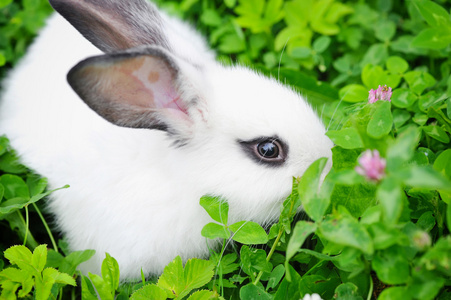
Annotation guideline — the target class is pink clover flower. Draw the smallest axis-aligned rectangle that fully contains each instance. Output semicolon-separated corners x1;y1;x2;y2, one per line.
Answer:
368;85;392;103
355;149;386;181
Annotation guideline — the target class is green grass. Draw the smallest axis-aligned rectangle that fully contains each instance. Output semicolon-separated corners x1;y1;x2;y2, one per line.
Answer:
1;0;451;299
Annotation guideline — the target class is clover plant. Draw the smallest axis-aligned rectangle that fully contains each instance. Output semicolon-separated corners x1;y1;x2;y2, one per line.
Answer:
1;0;451;299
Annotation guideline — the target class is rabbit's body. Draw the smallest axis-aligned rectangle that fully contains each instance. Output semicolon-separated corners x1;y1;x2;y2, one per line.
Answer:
0;0;333;279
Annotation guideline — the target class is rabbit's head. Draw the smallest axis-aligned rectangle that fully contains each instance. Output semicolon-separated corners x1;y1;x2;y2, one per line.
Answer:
50;0;333;225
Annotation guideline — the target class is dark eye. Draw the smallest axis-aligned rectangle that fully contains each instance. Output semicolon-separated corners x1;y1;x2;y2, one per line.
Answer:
239;137;288;166
257;140;280;158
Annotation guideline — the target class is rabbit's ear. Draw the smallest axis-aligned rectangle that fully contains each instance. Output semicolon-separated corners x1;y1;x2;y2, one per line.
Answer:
68;46;202;138
49;0;170;52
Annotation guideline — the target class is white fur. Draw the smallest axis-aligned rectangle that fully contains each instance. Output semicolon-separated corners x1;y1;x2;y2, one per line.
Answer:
0;5;333;280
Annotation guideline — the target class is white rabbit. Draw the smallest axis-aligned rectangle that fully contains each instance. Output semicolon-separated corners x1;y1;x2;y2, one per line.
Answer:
0;0;333;280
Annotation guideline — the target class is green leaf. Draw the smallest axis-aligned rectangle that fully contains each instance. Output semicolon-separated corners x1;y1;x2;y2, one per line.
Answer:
311;21;339;36
81;275;98;300
298;248;340;263
101;253;120;294
319;213;374;254
240;283;272;300
333;54;351;73
433;149;451;179
372;247;410;284
4;245;35;275
210;252;239;275
375;20;396;41
378;286;410;300
331;147;360;171
0;0;12;9
361;64;388;90
279;178;301;234
413;113;428;126
339;84;368;103
224;0;236;8
0;137;8;156
423;125;450;143
0;281;21;299
325;2;353;23
377;178;404;225
334;282;363;300
417;147;436;165
408;272;445;300
0;267;29;283
187;290;219;300
298;157;330;221
368;223;409;250
51;270;76;286
249;34;267;58
417;211;436;232
155;257;215;298
0;152;27;174
28;184;69;206
0;268;34;298
326;128;364;149
235;0;282;33
386;126;421;171
301;273;344;299
130;284;167;300
413;0;451;27
181;259;215;299
0;184;69;216
26;175;47;197
0;198;31;215
404;71;437;95
201;222;230;239
235;0;264;19
360;206;382;225
391;88;417;108
312;36;331;53
360;43;388;67
285;221;317;268
291;47;312;59
418;236;451;277
264;0;284;24
31;244;47;273
0;174;29;200
59;249;96;276
329;169;363;185
266;264;285;291
330;184;377;218
157;256;184;297
386;56;409;74
367;101;393;138
240;246;271;278
33;267;75;298
394;165;451;191
273;264;301;300
89;272;114;300
35;268;57;300
263;52;277;68
229;221;268;244
199;196;229;225
200;9;222;27
218;33;245;53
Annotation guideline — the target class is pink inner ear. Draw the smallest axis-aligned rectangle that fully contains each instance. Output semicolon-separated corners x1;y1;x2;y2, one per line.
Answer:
107;56;189;120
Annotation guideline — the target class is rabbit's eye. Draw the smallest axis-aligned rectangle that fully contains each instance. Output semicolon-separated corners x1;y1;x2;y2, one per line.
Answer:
257;141;279;158
239;137;287;166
